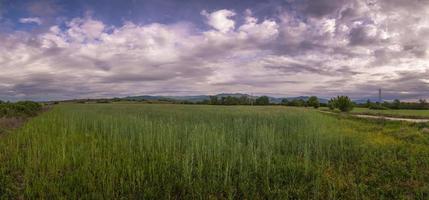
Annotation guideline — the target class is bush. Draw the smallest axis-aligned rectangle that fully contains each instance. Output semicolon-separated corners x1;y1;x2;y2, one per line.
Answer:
329;96;354;112
0;101;42;117
328;98;336;110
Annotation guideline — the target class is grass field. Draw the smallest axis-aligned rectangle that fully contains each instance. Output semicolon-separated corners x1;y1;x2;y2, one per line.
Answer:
351;107;429;119
1;104;429;199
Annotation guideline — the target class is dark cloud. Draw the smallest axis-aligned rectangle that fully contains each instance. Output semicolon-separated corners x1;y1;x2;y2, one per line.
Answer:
100;72;177;83
300;0;349;17
266;63;360;77
402;44;427;58
315;70;429;100
213;79;300;87
348;26;376;46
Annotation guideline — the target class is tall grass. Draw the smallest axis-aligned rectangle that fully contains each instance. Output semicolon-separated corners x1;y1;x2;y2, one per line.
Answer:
1;104;429;199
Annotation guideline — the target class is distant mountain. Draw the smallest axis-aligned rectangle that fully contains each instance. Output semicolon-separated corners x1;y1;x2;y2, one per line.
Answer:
124;95;209;102
215;93;251;98
352;97;386;104
284;96;330;104
123;94;330;104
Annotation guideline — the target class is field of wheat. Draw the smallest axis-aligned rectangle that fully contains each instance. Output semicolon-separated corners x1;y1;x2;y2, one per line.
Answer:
1;104;428;199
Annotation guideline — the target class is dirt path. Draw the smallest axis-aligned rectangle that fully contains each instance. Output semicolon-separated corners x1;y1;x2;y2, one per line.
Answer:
319;110;429;123
353;114;429;123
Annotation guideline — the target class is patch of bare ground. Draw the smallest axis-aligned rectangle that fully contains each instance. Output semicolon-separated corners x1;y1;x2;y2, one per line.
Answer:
0;117;26;136
0;105;51;136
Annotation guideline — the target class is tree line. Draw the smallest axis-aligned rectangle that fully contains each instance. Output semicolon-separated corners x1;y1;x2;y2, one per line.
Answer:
280;96;321;108
207;95;323;108
205;95;358;112
207;96;270;105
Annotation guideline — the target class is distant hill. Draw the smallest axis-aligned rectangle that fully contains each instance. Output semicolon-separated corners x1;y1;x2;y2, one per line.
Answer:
124;95;209;102
353;97;386;104
123;94;330;104
284;96;330;104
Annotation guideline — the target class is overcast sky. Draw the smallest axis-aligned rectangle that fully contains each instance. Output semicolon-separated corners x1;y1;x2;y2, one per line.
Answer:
0;0;428;101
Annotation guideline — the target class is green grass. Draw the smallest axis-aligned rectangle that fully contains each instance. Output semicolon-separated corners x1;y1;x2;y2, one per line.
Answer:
1;104;429;199
351;107;429;119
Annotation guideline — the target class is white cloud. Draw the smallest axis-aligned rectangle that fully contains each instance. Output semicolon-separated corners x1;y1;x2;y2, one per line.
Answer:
238;12;279;42
201;9;236;33
19;17;42;25
66;18;105;41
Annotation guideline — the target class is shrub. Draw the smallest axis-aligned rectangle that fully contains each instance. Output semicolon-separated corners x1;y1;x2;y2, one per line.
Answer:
328;98;336;110
329;96;354;112
0;101;42;117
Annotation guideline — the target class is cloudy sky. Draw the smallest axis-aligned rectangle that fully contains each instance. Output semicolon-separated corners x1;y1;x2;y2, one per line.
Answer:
0;0;428;101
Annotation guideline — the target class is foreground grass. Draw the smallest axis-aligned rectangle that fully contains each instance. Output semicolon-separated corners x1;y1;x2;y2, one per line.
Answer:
351;107;429;119
1;104;429;199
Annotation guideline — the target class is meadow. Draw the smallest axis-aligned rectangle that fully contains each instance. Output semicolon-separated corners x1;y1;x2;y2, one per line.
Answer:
351;107;429;119
1;104;429;199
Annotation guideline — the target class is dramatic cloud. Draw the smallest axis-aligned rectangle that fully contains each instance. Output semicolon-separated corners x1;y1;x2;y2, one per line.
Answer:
0;0;429;101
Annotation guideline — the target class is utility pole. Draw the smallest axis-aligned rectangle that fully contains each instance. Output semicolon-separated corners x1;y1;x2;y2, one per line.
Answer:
378;88;382;103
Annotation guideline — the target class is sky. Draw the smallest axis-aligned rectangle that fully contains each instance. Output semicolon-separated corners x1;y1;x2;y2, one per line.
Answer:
0;0;428;101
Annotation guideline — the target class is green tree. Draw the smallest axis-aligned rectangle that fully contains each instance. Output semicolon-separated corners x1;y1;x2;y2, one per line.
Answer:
239;96;250;105
392;99;401;109
281;98;289;105
328;98;336;110
307;96;320;108
419;99;428;109
289;99;305;107
224;96;237;105
255;96;269;105
209;96;219;105
334;96;354;112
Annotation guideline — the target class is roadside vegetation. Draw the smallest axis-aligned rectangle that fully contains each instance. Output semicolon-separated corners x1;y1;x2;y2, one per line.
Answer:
0;101;42;135
0;101;42;118
1;104;428;199
343;99;429;119
352;107;429;119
